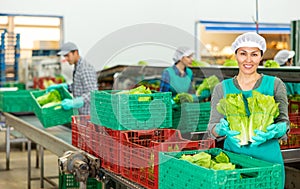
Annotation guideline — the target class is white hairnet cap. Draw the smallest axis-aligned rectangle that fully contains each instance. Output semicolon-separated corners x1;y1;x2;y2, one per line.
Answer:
173;46;194;63
231;32;267;53
274;50;295;65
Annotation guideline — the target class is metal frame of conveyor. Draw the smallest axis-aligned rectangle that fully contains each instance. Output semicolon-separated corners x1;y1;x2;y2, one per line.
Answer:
4;106;300;188
3;113;147;189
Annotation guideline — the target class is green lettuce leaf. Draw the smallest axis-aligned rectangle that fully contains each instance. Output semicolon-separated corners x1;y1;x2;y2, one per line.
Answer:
196;75;220;96
248;90;279;141
217;93;249;145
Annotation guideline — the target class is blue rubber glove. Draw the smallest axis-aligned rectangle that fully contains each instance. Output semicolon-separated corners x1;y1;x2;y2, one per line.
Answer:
266;122;287;139
171;99;175;105
198;89;211;101
214;118;230;137
46;83;68;93
251;122;287;147
251;130;271;147
61;97;84;110
200;89;211;98
215;118;241;147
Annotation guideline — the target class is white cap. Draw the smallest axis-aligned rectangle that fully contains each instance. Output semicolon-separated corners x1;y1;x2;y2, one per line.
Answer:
274;50;295;66
231;32;267;53
173;46;194;63
57;42;78;56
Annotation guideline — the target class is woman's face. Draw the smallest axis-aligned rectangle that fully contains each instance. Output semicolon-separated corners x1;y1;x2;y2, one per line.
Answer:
235;47;262;75
181;54;194;67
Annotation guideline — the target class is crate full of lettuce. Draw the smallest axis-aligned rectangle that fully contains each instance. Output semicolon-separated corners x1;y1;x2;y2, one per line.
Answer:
159;148;283;189
90;85;172;130
30;87;76;128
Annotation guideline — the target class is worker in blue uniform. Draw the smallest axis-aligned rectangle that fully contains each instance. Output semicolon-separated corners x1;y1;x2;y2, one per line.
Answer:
160;46;195;96
159;46;210;100
274;49;300;96
208;32;289;189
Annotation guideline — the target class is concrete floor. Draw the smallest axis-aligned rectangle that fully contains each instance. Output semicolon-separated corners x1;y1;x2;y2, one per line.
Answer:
0;130;59;189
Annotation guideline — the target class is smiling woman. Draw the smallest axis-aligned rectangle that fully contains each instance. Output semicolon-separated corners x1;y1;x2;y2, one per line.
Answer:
208;32;289;189
235;47;263;90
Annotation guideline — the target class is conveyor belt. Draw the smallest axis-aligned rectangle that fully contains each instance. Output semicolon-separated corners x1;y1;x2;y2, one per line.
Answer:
4;112;300;189
4;112;77;156
282;148;300;163
3;113;148;189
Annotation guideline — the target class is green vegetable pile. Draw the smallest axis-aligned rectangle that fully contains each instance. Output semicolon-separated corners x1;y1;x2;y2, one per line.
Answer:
173;92;194;104
223;59;238;67
137;80;160;91
180;151;235;170
217;90;279;145
36;89;62;108
116;85;152;101
264;60;280;68
191;60;210;67
137;60;148;66
196;75;220;96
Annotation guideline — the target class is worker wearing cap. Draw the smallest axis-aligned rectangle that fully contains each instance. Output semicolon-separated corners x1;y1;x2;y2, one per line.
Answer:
160;46;195;97
275;49;295;67
47;42;98;115
208;32;289;188
274;49;300;96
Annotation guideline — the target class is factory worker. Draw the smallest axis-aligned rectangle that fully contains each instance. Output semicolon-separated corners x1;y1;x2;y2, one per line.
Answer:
47;42;98;115
160;46;195;97
275;49;295;67
274;49;300;96
208;32;289;189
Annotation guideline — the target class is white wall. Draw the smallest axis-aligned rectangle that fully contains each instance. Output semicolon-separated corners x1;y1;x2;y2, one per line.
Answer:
1;0;300;70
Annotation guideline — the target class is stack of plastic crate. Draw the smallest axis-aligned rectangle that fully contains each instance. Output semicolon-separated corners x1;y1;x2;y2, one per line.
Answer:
72;89;216;189
118;129;215;189
281;100;300;149
0;31;20;86
71;115;90;152
172;102;211;134
90;90;173;130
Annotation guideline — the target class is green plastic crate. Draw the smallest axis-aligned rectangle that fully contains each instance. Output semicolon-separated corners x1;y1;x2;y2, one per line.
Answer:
59;173;102;189
159;148;283;189
2;82;26;90
90;90;172;130
0;89;36;113
30;87;77;128
172;102;211;133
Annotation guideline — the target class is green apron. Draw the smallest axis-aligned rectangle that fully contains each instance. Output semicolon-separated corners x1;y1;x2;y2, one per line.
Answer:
166;67;192;96
284;82;300;95
222;75;284;188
